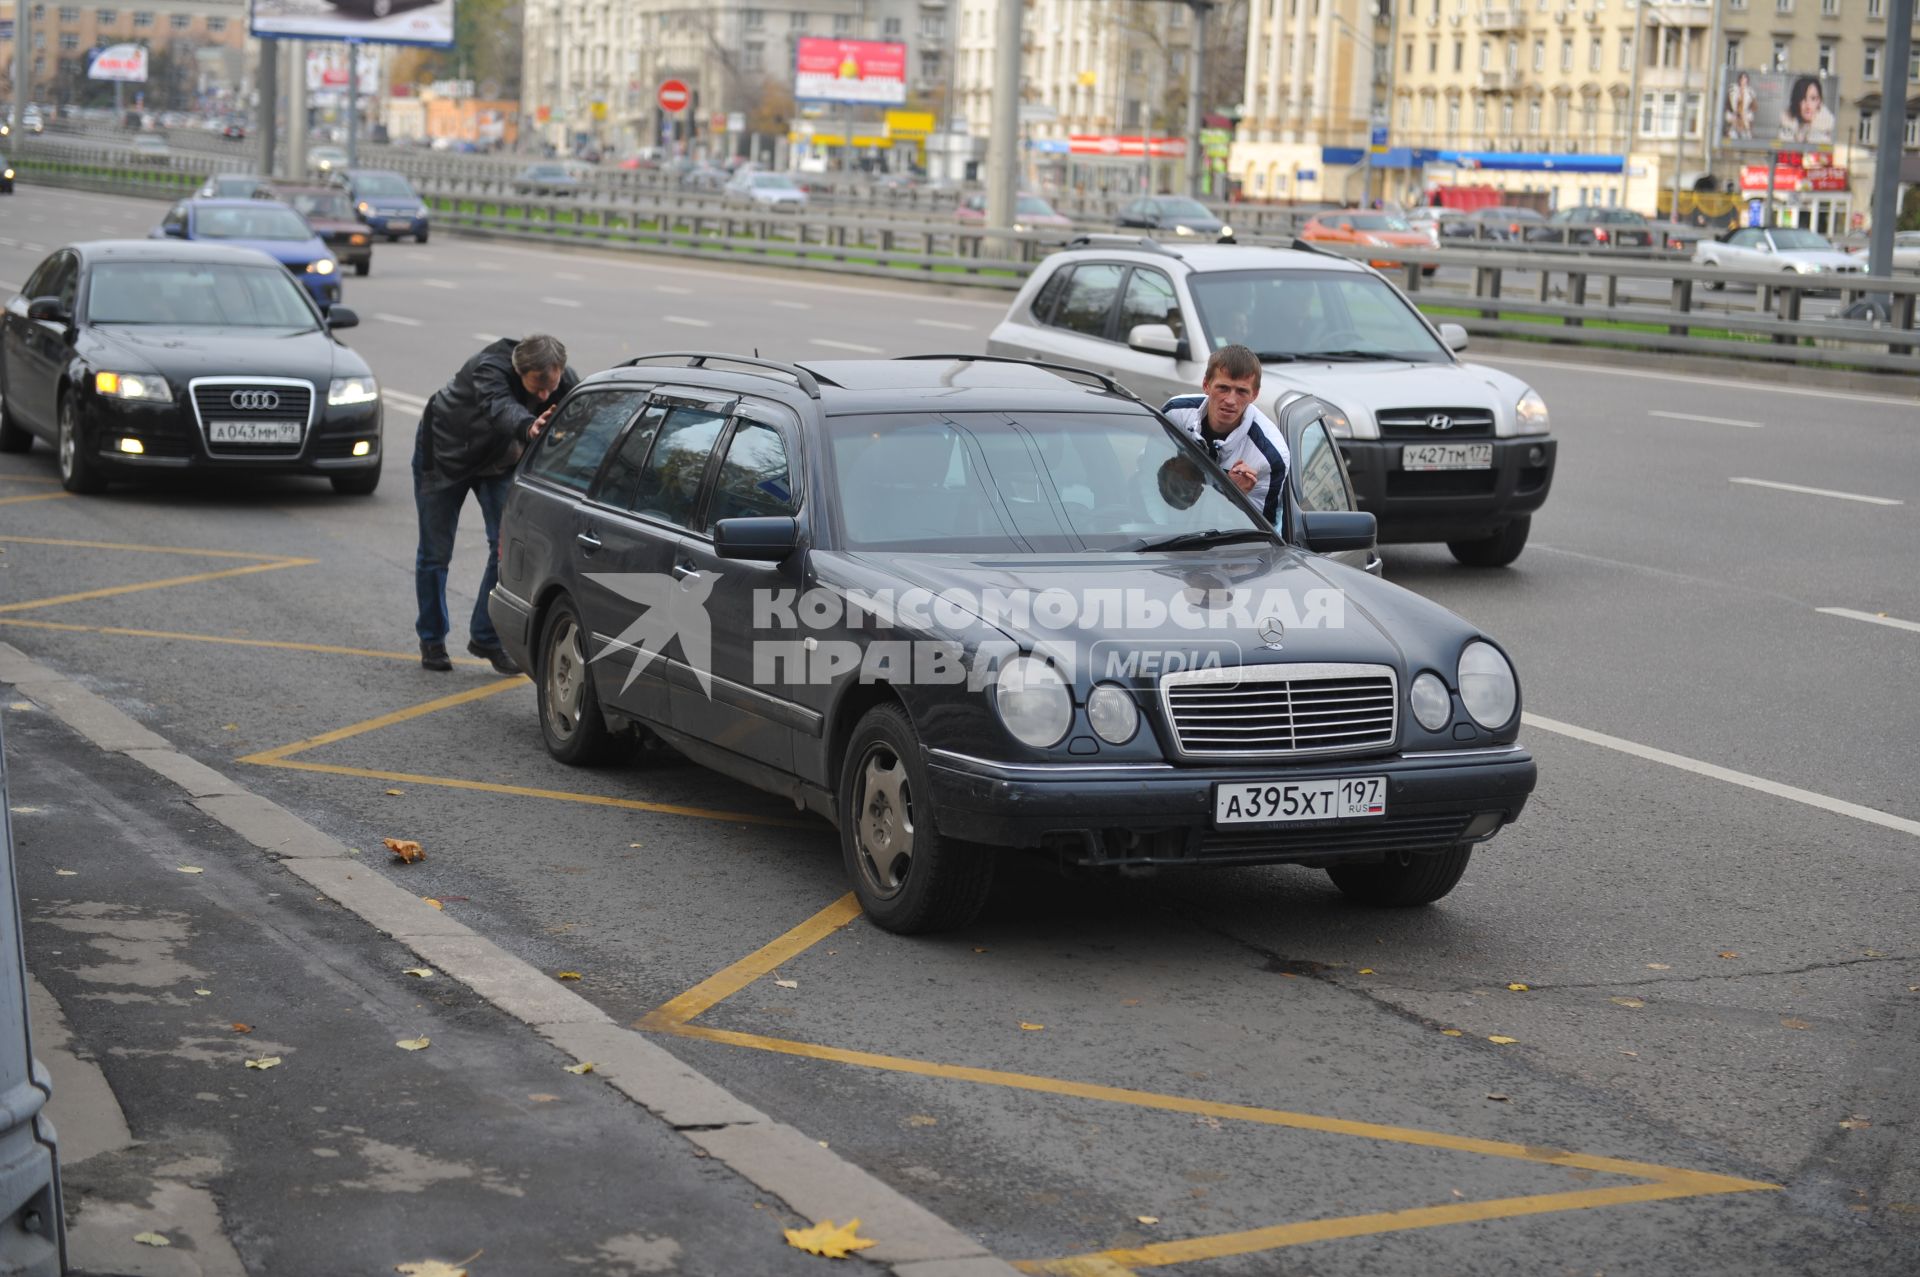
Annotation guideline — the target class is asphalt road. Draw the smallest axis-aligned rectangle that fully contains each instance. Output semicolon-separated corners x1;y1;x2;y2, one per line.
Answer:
2;182;1918;1275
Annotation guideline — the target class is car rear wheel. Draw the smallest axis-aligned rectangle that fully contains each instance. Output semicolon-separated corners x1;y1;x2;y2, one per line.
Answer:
537;596;615;765
0;383;30;454
839;703;993;935
1447;515;1529;568
330;463;380;495
56;393;105;494
1327;845;1472;906
415;229;429;244
354;259;370;277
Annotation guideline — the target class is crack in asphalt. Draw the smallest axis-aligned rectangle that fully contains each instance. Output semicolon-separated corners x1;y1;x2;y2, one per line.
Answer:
1369;952;1920;998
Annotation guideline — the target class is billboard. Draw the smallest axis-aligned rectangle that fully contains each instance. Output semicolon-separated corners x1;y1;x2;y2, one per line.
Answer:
1719;69;1838;151
87;43;149;82
250;0;454;49
306;45;380;95
793;38;906;106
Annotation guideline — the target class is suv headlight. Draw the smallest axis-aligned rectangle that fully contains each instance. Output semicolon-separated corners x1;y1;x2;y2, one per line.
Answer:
1320;405;1354;438
1515;388;1550;435
307;258;337;275
1458;641;1517;729
993;656;1072;749
94;371;171;402
328;376;379;406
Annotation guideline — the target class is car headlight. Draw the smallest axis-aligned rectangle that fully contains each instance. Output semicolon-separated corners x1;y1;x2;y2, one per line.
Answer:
1457;641;1517;729
994;656;1072;749
1086;683;1139;745
1174;224;1196;236
1220;225;1233;238
2;169;12;180
1514;388;1550;435
350;234;367;245
307;259;337;275
1409;672;1452;732
357;201;371;213
94;371;171;402
1319;405;1354;438
416;204;429;216
328;376;379;406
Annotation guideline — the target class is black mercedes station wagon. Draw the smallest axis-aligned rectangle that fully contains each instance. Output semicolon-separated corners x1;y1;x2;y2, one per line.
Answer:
489;353;1536;934
0;241;382;494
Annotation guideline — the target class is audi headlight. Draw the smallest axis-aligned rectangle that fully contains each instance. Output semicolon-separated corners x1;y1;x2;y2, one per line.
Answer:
1457;641;1517;729
1220;224;1233;238
307;258;336;275
328;376;379;406
1086;683;1139;745
1409;672;1452;732
1515;388;1550;436
994;656;1072;749
94;371;172;402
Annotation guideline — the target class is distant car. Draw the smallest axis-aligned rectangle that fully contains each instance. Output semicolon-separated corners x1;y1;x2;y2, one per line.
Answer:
307;146;349;175
0;153;12;195
513;161;591;197
151;198;342;310
1114;195;1234;242
956;192;1074;231
331;168;430;242
1298;209;1435;274
725;170;809;210
0;240;380;495
279;184;374;276
323;0;436;15
1447;206;1545;242
21;111;43;135
196;173;277;200
1693;226;1865;285
1526;206;1654;248
1895;232;1920;272
221;120;248;141
1405;207;1466;246
130;134;170;164
679;164;731;191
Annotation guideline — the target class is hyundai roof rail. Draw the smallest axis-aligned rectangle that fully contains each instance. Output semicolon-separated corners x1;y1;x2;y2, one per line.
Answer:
893;353;1138;400
620;351;821;399
1060;234;1184;259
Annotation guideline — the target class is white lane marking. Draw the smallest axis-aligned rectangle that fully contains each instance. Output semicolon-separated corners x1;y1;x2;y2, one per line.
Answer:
471;331;504;343
655;284;693;295
372;312;424;327
383;390;430;411
540;296;583;308
0;280;18;292
421;278;458;289
1482;353;1920;410
811;338;884;353
1728;477;1901;506
0;238;16;247
555;272;584;281
1815;607;1920;634
662;315;712;328
1524;713;1920;840
770;299;811;310
1649;409;1761;428
915;318;976;332
19;242;43;252
474;262;507;271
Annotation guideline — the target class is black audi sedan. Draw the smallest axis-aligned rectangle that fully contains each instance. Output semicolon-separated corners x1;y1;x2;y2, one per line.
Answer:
487;353;1536;934
0;240;382;494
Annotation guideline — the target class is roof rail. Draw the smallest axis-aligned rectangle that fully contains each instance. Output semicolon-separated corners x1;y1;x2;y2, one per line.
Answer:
1286;236;1343;260
619;352;821;399
893;353;1138;401
1060;234;1184;259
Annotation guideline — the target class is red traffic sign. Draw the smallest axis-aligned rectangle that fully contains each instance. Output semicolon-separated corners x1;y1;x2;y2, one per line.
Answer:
658;79;691;113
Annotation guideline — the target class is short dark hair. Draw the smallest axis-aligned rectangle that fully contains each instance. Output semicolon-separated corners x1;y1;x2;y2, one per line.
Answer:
512;334;567;375
1204;344;1262;386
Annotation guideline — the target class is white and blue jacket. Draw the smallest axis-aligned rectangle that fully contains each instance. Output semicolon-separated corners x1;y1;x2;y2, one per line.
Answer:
1161;395;1291;527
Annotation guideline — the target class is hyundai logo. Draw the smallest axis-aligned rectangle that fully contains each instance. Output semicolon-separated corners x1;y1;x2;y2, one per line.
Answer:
229;390;281;412
1425;413;1454;432
1257;617;1286;650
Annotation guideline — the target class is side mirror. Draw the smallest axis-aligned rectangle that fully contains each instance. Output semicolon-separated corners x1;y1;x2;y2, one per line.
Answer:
1756;242;1773;254
1300;510;1377;554
713;515;798;562
1438;322;1469;352
1127;322;1187;360
325;305;359;330
25;297;68;323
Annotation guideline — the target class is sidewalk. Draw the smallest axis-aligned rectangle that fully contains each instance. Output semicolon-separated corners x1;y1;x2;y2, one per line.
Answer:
3;695;875;1276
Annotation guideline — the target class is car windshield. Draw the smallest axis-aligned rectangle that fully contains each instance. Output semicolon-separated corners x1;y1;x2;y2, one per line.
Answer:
194;206;312;240
1349;213;1412;231
353;173;415;198
825;411;1265;553
1771;229;1831;251
287;191;352;219
1188;269;1448;364
753;174;798;189
1153;198;1213;219
87;262;318;328
1016;196;1058;216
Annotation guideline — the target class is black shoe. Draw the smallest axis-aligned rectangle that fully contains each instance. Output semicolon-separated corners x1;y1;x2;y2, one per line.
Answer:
468;640;522;676
420;641;453;672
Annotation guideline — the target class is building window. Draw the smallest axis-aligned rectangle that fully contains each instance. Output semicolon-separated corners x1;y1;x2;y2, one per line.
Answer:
1479;38;1490;71
1506;38;1517;72
132;9;151;26
1527;99;1540;131
1559;38;1571;71
919;13;942;36
883;16;900;34
1821;0;1838;12
58;31;76;48
1818;42;1832;73
1500;98;1514;134
95;8;116;22
1589;36;1602;71
1906;111;1919;145
1453;39;1463;71
1771;40;1788;69
1532;38;1544;72
1405;40;1413;72
743;41;763;70
1857;109;1875;143
1866;0;1881;14
1429;40;1438;72
57;5;76;20
788;11;806;29
1618;36;1631;71
1684;91;1702;136
1473;97;1486;132
1423;97;1434;130
1864;43;1879;78
1775;0;1791;12
1447;98;1460;136
1912;49;1919;81
1554;96;1569;132
743;8;763;27
832;13;851;31
169;12;189;28
919;51;940;80
206;14;224;30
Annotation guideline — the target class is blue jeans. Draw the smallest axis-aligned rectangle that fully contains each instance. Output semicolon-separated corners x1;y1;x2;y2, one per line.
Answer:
413;453;511;649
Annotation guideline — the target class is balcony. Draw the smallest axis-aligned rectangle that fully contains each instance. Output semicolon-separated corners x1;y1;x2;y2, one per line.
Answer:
1480;68;1518;90
1476;7;1522;30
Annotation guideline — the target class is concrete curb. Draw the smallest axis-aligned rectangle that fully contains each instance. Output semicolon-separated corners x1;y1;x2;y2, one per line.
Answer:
0;642;1018;1277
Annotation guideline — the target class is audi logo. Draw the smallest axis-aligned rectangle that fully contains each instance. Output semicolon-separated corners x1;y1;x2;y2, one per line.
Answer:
1425;413;1454;432
229;390;281;412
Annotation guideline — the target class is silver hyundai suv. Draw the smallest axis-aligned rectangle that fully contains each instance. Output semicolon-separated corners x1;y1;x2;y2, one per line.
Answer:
987;237;1557;566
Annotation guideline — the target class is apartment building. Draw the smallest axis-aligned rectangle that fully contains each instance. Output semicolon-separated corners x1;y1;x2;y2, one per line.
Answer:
1;0;246;103
1230;0;1393;203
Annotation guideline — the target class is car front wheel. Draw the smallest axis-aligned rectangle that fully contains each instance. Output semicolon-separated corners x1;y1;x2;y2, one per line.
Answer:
1447;515;1529;568
57;393;106;494
1326;844;1472;906
537;596;615;765
838;703;993;935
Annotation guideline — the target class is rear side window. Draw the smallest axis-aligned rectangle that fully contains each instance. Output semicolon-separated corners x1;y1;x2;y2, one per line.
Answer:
593;402;670;509
704;419;797;529
1050;263;1124;338
624;405;729;527
525;389;647;493
1116;268;1181;341
1029;268;1071;324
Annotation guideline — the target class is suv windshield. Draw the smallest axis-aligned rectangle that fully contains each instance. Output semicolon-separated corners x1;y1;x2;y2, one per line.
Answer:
353;173;416;199
1188;269;1449;364
194;206;312;240
825;411;1265;553
88;262;318;328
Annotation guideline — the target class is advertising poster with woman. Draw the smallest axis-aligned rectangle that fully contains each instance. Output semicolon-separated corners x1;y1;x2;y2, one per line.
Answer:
1720;69;1838;149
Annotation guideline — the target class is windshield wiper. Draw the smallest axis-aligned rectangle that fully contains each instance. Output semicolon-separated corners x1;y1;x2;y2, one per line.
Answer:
1124;528;1276;553
1249;351;1300;363
1307;349;1411;362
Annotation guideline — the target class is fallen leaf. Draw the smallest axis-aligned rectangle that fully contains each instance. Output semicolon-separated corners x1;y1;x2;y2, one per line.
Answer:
973;947;988;954
1506;983;1530;992
134;1232;171;1247
396;1037;430;1051
774;978;798;989
1195;1115;1222;1130
1781;1017;1811;1030
1646;963;1672;970
1487;1035;1519;1045
55;869;77;877
221;723;237;732
244;1056;281;1070
527;1093;558;1103
177;866;204;875
1610;997;1646;1009
1018;1022;1045;1031
395;1252;482;1277
7;702;30;710
403;968;435;979
1486;1093;1510;1102
629;842;644;848
906;1114;938;1127
1120;998;1141;1007
231;1023;252;1034
564;1062;594;1075
783;1218;878;1260
1718;951;1739;959
1839;1118;1871;1130
423;898;443;910
1621;1050;1639;1057
555;971;583;981
1357;968;1375;975
1136;1215;1160;1225
384;838;425;864
385;789;406;796
1440;1028;1464;1037
194;989;212;997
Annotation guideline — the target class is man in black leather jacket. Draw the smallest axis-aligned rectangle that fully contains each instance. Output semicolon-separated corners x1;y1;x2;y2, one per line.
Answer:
413;334;579;673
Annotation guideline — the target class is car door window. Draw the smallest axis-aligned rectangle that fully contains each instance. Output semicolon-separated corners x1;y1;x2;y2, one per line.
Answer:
38;254;78;312
704;418;798;529
1116;267;1182;342
1294;420;1353;514
1051;262;1124;339
21;255;58;299
1029;268;1072;324
624;405;729;528
162;204;187;236
524;389;648;493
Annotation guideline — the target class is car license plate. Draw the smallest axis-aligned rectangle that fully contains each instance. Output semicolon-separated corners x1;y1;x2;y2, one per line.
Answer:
1402;443;1494;471
1213;777;1386;826
208;420;301;445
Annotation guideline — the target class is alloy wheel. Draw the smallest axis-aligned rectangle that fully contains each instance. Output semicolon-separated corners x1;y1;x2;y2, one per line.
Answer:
854;747;915;899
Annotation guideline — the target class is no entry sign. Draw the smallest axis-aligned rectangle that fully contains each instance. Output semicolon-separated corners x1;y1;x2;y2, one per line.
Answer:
658;80;691;113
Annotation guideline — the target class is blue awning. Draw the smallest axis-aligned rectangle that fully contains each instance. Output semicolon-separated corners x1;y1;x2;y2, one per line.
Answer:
1432;150;1625;174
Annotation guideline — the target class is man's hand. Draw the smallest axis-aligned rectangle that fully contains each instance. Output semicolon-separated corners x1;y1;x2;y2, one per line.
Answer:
529;406;556;439
1227;460;1258;494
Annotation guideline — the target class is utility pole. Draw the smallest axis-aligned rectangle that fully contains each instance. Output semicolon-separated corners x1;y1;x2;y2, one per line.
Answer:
1619;0;1646;208
10;0;29;138
1669;17;1688;223
286;39;307;179
257;36;279;178
1867;0;1913;286
985;0;1021;243
1182;0;1207;198
345;42;359;168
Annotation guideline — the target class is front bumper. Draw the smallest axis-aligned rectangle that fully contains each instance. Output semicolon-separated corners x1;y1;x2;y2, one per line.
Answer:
298;275;343;308
1339;436;1556;543
924;744;1535;866
363;212;428;236
83;394;381;477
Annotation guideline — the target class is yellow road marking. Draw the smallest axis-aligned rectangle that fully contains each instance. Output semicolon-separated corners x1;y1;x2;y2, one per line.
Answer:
0;617;496;667
239;679;528;764
643;893;861;1029
0;559;315;615
0;474;64;486
0;490;73;507
0;534;295;559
